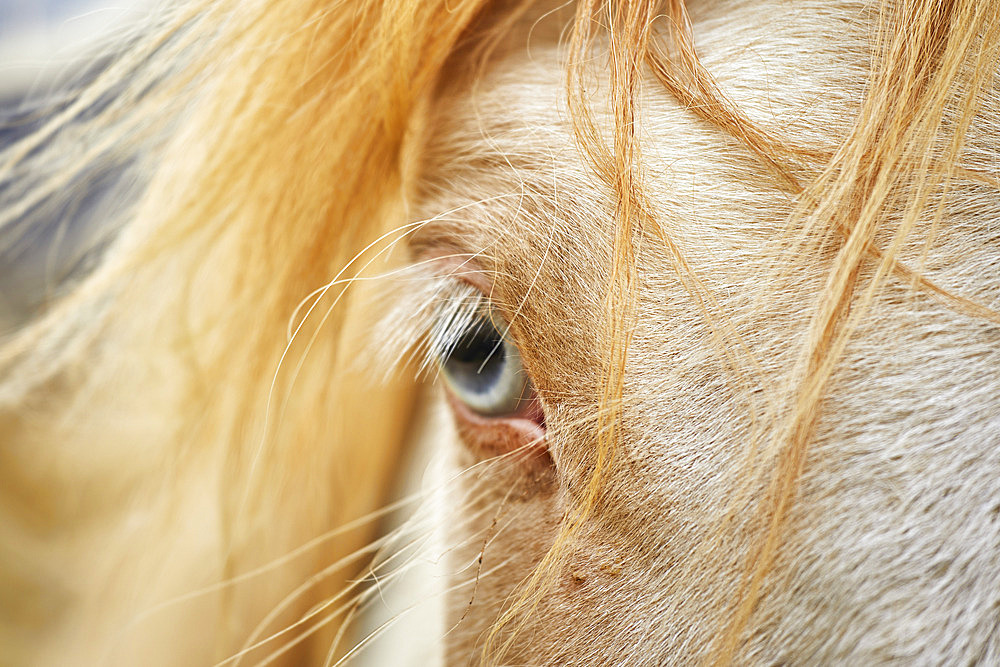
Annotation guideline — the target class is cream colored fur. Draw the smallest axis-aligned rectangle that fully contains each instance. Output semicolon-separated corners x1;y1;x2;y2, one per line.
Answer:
414;1;1000;663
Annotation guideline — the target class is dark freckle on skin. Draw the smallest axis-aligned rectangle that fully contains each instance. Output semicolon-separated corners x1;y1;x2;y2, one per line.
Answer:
599;562;622;577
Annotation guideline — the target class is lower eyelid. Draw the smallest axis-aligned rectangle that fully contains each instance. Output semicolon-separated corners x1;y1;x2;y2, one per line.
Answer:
443;388;551;471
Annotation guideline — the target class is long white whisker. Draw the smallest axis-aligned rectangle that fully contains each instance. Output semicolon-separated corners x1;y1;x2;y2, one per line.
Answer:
240;192;526;520
223;477;505;666
330;560;513;667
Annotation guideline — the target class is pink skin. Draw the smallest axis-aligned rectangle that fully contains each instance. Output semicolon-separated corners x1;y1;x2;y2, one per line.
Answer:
444;390;549;466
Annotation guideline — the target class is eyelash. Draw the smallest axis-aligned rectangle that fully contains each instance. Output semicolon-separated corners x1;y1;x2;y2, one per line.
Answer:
371;266;496;383
423;281;489;377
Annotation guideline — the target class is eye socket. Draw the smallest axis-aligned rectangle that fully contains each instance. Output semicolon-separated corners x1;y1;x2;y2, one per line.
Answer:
435;309;533;417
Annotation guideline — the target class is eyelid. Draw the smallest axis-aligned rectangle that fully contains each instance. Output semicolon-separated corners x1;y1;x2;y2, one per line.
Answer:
418;252;509;348
416;250;495;299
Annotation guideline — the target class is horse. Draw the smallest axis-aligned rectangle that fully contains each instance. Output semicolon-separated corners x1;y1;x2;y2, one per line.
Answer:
2;0;999;664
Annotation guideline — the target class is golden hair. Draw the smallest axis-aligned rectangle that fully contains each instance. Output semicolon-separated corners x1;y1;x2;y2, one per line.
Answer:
1;0;998;663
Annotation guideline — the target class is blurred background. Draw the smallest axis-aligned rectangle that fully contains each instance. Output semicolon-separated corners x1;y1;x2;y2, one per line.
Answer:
1;1;149;103
0;1;150;330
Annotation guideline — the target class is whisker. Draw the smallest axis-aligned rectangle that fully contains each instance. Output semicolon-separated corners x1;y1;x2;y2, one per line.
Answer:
105;483;455;661
237;216;433;519
222;476;505;666
225;509;504;667
245;192;527;519
329;560;513;667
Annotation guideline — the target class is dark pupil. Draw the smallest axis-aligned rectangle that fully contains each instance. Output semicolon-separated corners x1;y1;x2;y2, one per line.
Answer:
443;318;506;394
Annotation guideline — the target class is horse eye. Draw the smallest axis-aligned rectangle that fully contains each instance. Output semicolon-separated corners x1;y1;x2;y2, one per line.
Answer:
436;311;533;417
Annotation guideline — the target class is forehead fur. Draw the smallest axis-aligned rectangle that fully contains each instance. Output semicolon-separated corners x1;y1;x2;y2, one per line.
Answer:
413;1;1000;663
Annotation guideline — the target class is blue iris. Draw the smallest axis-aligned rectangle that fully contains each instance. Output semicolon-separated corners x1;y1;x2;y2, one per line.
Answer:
439;313;530;416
